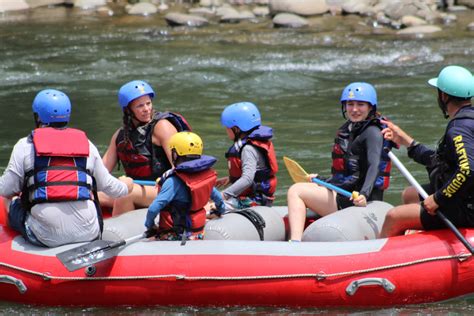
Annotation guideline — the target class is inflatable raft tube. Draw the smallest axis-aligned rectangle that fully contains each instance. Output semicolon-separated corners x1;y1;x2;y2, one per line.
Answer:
303;201;393;241
102;208;148;241
102;206;287;241
204;206;287;241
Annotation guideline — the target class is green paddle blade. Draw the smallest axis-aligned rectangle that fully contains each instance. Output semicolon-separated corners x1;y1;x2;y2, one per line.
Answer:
56;239;123;272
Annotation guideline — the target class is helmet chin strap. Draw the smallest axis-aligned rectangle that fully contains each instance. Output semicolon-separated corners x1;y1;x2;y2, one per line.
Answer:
368;107;377;119
33;113;43;128
341;103;347;119
437;90;449;119
232;127;242;142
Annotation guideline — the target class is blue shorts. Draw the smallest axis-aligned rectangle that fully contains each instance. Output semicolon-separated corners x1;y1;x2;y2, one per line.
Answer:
8;199;45;247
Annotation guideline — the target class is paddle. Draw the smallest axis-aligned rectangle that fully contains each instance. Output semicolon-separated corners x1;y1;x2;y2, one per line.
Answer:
133;179;157;186
56;233;146;272
387;150;474;254
283;156;359;199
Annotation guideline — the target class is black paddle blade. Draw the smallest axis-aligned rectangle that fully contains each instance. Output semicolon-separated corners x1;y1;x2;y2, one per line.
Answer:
56;239;122;272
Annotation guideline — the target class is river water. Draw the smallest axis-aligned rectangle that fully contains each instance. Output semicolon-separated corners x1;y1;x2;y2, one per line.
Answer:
1;4;474;314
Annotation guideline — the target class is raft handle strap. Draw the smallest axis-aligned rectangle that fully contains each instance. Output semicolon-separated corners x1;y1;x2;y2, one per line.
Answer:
234;209;266;241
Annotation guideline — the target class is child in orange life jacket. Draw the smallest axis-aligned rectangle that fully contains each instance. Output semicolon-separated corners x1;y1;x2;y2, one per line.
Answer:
218;102;278;210
144;132;225;240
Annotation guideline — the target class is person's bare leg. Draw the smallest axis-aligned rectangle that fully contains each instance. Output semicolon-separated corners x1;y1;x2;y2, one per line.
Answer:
401;186;420;204
379;203;423;238
98;192;114;209
112;184;158;216
287;182;337;241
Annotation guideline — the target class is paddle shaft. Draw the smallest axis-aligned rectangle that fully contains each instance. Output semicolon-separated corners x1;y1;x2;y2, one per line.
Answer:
311;177;352;198
387;151;474;254
108;233;145;249
133;180;156;186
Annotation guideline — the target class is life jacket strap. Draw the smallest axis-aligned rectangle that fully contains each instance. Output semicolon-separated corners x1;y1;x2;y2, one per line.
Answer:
26;165;89;176
28;181;92;191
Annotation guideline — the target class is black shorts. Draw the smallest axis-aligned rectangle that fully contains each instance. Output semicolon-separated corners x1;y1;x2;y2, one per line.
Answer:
336;194;353;210
419;183;474;230
336;189;384;210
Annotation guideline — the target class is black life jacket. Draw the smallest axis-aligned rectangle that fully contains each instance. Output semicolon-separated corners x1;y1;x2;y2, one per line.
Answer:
116;111;191;180
331;117;395;192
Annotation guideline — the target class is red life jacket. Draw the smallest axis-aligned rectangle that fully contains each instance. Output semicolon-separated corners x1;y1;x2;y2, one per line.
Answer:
26;128;93;204
159;160;217;237
116;111;191;180
226;126;278;199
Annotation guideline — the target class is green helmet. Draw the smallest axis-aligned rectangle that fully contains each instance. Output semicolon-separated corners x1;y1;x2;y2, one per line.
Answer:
428;65;474;98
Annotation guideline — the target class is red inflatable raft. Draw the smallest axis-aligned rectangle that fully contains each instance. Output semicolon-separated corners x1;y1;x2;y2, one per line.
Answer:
0;197;473;308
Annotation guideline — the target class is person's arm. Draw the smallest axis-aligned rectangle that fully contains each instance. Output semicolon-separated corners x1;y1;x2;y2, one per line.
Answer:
90;142;129;198
381;119;435;166
380;119;413;147
210;187;225;215
145;177;180;228
359;126;383;198
433;125;474;208
216;176;230;188
102;129;120;172
0;139;27;198
152;119;178;167
407;142;436;167
223;145;260;198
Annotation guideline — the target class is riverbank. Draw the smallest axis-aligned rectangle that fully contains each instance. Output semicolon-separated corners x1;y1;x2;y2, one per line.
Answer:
1;0;474;35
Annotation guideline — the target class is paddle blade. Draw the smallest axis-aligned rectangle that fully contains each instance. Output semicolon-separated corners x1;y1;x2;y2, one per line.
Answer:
56;239;122;272
283;156;310;183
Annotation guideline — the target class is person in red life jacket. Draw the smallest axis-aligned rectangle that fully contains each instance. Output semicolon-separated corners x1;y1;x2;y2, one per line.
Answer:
0;89;133;247
218;102;278;210
287;82;395;241
144;132;225;241
380;66;474;237
101;80;191;216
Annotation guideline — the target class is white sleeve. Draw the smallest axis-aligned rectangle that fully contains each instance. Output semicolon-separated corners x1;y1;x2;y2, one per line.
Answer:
0;138;28;198
88;142;128;198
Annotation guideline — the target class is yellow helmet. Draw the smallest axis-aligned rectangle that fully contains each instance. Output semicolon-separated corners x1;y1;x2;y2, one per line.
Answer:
168;132;203;156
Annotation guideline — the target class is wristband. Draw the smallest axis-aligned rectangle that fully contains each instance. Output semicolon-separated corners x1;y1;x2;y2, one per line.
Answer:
408;139;419;149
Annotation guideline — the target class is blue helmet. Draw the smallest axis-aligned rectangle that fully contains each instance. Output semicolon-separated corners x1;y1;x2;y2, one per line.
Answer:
118;80;155;110
32;89;71;124
340;82;377;109
221;102;261;132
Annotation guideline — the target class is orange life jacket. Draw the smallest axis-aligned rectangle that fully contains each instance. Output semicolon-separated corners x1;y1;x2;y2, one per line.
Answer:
158;156;217;237
26;128;92;204
225;126;278;199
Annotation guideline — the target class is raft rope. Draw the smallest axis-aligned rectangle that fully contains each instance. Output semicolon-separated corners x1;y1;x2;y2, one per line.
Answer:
0;252;471;282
